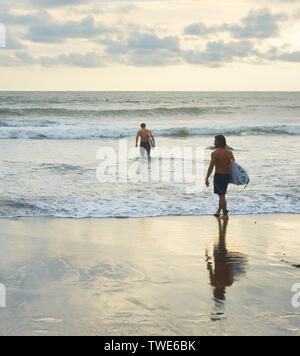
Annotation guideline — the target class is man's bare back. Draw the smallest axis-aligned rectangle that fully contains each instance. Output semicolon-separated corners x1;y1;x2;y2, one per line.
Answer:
212;148;235;174
138;128;151;143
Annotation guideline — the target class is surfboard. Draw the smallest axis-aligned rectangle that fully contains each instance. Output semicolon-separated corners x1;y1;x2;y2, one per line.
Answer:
230;161;249;186
148;133;155;148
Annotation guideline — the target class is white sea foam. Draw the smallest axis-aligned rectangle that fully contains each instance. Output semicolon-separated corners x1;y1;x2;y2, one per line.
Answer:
0;122;299;140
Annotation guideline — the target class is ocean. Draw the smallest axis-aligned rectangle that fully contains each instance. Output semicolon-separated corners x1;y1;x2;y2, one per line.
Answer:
0;91;299;218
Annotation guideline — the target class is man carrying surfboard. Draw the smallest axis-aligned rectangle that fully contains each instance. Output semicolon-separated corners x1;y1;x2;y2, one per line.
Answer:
136;123;155;160
205;135;235;220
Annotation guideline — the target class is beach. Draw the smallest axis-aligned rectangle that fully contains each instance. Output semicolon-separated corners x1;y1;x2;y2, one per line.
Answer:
0;214;299;336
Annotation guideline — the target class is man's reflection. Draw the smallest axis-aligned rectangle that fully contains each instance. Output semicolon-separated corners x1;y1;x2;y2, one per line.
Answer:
206;219;248;306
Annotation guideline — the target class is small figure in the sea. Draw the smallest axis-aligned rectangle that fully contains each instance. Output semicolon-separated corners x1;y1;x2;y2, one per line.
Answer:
136;123;155;160
205;135;235;220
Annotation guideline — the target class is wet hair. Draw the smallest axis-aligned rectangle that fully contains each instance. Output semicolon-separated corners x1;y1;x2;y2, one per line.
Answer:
215;135;226;148
141;123;146;128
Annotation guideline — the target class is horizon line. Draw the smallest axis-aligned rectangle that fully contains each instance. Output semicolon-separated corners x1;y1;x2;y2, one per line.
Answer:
1;90;300;93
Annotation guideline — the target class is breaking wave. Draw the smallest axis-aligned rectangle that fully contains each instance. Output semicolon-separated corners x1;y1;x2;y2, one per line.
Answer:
0;122;299;140
0;106;231;119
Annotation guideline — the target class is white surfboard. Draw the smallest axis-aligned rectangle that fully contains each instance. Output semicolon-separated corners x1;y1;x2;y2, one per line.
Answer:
148;133;155;148
230;161;249;186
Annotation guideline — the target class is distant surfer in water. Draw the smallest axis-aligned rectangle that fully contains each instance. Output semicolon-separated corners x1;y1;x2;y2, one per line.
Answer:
136;123;155;160
205;135;235;221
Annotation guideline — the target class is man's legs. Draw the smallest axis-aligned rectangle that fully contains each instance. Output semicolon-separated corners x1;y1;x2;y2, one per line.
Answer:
214;195;224;218
219;194;229;220
140;143;151;159
213;174;230;219
140;146;146;159
214;205;221;218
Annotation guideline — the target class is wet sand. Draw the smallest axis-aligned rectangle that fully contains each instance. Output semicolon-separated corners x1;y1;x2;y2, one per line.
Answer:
0;215;299;336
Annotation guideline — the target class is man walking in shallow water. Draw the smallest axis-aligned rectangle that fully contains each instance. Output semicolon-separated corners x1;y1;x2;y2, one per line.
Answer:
136;123;155;160
205;135;235;221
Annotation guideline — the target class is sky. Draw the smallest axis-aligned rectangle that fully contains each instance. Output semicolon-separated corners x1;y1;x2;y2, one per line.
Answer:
0;0;300;91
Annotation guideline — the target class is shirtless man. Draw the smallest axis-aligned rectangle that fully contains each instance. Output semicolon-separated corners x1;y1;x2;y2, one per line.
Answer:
205;135;235;220
136;123;155;160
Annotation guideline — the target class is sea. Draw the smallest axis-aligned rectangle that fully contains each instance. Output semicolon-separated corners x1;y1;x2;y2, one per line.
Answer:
0;91;299;218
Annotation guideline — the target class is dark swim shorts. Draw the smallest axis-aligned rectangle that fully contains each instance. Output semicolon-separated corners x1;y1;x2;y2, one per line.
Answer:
140;141;151;154
214;173;231;196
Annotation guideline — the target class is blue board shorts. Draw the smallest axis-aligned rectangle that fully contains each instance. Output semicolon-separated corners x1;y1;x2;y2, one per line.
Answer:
214;173;231;196
140;141;151;154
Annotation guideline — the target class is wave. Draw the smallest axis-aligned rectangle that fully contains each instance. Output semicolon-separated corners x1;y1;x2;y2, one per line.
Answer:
40;163;86;172
0;195;299;218
0;199;54;216
0;123;299;140
0;106;234;119
0;119;62;127
159;125;300;137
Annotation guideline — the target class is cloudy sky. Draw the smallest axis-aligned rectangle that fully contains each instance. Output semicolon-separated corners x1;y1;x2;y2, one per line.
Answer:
0;0;300;90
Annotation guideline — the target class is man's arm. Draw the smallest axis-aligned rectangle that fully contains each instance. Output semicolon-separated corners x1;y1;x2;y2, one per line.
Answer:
205;153;215;187
230;151;235;162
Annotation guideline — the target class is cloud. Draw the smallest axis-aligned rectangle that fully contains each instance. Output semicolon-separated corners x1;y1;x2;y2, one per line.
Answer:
0;51;38;66
0;3;299;69
184;8;287;39
28;0;90;7
0;51;108;67
103;32;181;66
184;23;218;36
183;40;258;66
3;38;300;68
127;33;179;52
113;4;139;14
40;52;108;67
0;9;51;26
274;52;300;61
100;32;180;54
27;16;118;43
127;50;181;66
1;31;181;67
26;0;159;7
266;48;300;62
227;8;286;39
5;33;25;49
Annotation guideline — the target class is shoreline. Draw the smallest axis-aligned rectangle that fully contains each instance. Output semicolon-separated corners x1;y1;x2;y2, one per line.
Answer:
1;212;300;221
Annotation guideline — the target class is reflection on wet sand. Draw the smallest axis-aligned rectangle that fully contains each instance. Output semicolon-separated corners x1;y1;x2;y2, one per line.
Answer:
206;219;248;319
